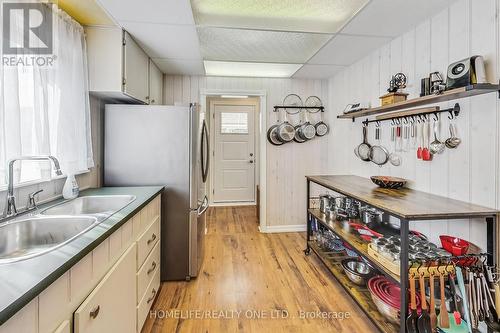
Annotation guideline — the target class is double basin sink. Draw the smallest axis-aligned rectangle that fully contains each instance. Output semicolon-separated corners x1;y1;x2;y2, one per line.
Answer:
0;195;136;264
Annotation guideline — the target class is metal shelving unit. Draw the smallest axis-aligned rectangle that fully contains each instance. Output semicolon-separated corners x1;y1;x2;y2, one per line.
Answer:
304;175;498;333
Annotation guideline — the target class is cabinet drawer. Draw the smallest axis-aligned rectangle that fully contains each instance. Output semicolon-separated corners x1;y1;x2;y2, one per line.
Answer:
137;241;160;303
137;267;160;332
137;216;160;270
74;244;136;333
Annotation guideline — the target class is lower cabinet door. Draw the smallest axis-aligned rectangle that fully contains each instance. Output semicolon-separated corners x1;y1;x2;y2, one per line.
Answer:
74;244;137;333
137;267;160;331
53;320;70;333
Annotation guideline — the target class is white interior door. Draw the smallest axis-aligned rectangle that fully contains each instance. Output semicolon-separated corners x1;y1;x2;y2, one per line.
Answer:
213;103;256;203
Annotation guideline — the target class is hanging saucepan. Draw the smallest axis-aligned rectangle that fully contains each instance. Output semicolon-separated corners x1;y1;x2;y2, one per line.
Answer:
267;110;284;146
297;110;316;141
294;110;307;143
305;96;329;136
276;110;295;143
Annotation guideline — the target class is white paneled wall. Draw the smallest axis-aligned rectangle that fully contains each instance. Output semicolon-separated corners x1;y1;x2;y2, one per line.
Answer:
328;0;499;250
0;96;103;213
163;75;330;228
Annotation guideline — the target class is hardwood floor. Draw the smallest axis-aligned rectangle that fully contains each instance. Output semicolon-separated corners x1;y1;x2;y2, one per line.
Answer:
142;206;376;333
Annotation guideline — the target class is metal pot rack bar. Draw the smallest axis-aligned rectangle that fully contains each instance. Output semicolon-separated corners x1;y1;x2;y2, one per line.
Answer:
273;105;324;114
361;103;460;127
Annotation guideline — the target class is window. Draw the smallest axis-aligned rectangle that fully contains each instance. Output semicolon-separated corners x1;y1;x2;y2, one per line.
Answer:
220;112;248;134
0;5;93;186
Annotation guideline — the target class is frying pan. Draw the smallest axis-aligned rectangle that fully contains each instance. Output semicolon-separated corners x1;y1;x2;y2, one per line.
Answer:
276;111;295;143
297;111;316;141
294;110;307;143
267;111;284;146
267;125;283;146
305;96;329;136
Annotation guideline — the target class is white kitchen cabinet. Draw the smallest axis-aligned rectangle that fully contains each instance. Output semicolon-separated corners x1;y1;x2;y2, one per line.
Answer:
123;31;149;103
0;193;162;333
74;244;137;333
0;299;38;333
148;59;163;104
86;27;162;104
53;321;70;333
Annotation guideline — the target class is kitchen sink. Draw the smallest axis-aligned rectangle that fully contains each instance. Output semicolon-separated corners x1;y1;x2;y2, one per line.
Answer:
0;216;98;263
41;195;136;218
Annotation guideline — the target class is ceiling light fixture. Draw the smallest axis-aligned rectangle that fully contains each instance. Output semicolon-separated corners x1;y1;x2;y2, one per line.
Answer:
204;60;302;78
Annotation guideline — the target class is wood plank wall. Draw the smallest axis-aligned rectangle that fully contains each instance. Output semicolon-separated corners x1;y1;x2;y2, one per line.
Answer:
163;76;329;229
327;0;499;250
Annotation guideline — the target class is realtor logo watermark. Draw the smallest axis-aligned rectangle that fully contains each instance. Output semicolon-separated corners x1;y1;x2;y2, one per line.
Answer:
2;1;56;66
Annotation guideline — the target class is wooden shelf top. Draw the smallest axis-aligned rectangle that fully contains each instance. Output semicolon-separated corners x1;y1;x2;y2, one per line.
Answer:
307;175;498;220
337;83;500;120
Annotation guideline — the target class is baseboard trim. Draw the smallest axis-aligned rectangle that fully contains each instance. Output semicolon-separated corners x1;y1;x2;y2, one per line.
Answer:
259;224;306;233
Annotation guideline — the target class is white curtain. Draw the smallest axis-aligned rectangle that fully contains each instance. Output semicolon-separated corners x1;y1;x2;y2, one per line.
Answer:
0;4;93;186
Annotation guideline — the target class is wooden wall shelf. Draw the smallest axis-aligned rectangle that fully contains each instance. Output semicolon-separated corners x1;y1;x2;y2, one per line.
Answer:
337;83;500;121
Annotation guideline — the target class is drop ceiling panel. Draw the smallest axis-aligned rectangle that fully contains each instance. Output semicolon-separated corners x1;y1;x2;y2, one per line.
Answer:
204;61;301;78
308;34;391;65
198;27;331;63
293;64;345;79
120;22;202;60
96;0;195;24
191;0;369;33
341;0;454;37
153;58;205;75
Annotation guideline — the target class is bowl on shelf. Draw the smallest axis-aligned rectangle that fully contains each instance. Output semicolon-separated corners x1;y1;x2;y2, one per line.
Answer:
368;276;421;324
439;235;470;256
370;176;407;189
341;259;374;286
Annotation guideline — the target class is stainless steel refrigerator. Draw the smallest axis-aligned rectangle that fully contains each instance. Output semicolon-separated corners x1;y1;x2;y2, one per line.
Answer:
104;103;209;281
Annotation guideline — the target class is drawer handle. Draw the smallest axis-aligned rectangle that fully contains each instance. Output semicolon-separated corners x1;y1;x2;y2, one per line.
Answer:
147;289;157;304
89;305;100;319
147;233;157;245
147;261;157;275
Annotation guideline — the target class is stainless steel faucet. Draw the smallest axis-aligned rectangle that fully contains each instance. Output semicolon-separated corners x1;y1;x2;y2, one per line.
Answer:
3;156;63;218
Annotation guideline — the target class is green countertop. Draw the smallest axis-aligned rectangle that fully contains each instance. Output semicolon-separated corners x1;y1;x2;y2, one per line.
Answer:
0;186;163;325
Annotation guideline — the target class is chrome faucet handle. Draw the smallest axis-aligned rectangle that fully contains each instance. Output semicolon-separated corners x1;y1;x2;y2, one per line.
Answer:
26;189;43;210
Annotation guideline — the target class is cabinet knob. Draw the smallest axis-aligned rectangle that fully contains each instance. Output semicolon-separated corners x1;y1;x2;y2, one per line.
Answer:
147;289;157;304
147;261;157;275
90;305;100;319
147;233;157;245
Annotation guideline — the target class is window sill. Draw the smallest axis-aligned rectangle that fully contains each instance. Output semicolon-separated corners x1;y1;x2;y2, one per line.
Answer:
0;169;90;193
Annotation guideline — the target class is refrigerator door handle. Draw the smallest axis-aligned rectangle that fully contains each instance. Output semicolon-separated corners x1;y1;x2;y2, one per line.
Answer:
198;195;209;216
201;120;209;183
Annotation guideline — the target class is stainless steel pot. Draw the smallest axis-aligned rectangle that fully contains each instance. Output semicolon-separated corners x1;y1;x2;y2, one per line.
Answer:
319;195;331;214
361;208;382;228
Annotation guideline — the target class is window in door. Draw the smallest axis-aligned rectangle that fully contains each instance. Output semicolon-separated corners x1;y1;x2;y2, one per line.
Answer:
220;112;248;134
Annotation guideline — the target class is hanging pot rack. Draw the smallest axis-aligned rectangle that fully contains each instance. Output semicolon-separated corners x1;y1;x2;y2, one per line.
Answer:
273;105;325;114
361;103;460;127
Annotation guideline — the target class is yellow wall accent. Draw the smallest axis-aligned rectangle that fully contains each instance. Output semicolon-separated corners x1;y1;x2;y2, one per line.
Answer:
57;0;115;26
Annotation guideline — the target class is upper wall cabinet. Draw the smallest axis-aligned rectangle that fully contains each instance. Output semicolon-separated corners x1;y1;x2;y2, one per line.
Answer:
148;59;163;105
85;27;163;104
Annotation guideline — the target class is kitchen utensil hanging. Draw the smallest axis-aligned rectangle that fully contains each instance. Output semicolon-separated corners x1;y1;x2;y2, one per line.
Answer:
305;96;329;136
369;125;390;166
283;94;303;115
297;110;316;141
276;110;295;143
267;110;284;146
293;110;308;143
355;125;371;161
